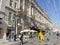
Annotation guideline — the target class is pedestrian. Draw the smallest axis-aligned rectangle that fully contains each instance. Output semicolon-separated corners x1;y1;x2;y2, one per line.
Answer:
19;32;24;45
9;33;11;41
14;34;16;41
6;32;9;40
39;31;44;41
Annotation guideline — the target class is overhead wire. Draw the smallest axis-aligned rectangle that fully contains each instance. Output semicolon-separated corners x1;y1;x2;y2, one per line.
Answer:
46;0;58;25
53;0;58;25
38;0;58;25
46;0;49;10
53;0;58;15
59;0;60;11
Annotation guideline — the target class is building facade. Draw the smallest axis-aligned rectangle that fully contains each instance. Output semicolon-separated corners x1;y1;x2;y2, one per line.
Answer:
0;0;20;40
18;0;52;30
5;0;20;37
0;0;7;40
0;0;52;40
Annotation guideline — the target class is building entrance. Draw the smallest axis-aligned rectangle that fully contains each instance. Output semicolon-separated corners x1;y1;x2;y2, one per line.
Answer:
0;28;3;39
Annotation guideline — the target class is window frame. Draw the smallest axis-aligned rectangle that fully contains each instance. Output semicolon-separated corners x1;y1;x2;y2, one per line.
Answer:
9;12;12;21
14;2;17;8
9;0;13;7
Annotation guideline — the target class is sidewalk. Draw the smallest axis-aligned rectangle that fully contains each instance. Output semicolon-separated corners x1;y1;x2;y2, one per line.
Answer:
0;39;20;45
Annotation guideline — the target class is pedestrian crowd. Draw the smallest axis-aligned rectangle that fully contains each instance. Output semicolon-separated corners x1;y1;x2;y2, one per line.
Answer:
6;32;24;45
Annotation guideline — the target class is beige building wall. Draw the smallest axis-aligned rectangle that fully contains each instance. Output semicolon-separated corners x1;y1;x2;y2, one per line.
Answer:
31;0;52;30
5;0;20;34
0;0;20;40
0;0;52;40
0;0;7;40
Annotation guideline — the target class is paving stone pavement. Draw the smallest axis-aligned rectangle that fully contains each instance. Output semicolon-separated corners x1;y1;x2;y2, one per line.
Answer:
23;34;60;45
1;33;60;45
0;40;20;45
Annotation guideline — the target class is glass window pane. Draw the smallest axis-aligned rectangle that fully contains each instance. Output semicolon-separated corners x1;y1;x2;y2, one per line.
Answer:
9;12;12;21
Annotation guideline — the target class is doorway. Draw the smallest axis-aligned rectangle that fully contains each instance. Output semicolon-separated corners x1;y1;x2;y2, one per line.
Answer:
0;28;3;39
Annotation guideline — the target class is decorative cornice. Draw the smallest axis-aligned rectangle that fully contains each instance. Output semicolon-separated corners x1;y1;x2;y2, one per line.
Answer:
32;0;52;23
5;6;16;12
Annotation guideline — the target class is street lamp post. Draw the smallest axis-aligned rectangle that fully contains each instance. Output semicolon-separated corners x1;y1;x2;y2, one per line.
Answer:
15;17;20;35
15;16;18;35
15;9;21;41
14;15;20;41
15;9;19;35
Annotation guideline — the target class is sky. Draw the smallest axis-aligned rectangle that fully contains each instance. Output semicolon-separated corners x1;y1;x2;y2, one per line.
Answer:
36;0;60;27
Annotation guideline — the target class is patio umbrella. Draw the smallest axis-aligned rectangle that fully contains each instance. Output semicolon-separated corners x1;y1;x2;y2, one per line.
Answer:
20;29;30;33
29;30;37;32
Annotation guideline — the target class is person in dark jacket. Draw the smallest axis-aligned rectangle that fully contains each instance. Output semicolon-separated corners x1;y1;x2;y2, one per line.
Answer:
14;34;16;41
20;33;23;45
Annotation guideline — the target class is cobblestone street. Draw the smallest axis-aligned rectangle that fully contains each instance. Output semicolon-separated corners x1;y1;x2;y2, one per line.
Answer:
15;35;60;45
1;34;60;45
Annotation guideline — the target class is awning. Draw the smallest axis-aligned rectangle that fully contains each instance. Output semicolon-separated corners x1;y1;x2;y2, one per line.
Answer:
20;29;30;33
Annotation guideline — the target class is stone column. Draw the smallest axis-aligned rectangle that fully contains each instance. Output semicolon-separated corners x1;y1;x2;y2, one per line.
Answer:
23;0;25;11
2;18;7;40
29;0;32;17
32;7;34;16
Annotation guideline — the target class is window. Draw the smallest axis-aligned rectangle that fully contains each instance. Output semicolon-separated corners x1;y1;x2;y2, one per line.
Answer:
25;0;29;8
14;2;17;8
21;18;24;24
25;0;29;10
0;18;2;24
25;0;29;15
20;0;23;6
13;14;15;21
13;14;15;19
9;12;12;21
20;0;23;10
9;0;13;7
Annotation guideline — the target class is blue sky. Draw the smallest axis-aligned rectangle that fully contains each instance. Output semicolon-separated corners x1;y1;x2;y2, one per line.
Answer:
36;0;60;26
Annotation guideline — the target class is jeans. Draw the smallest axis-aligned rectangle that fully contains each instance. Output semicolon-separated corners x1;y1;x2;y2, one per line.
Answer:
20;40;23;45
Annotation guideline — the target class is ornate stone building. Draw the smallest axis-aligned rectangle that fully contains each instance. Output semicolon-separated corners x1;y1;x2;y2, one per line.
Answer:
0;0;52;40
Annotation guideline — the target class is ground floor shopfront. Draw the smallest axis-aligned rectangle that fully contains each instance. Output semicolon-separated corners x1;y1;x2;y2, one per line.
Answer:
0;19;7;40
0;28;7;40
0;28;3;39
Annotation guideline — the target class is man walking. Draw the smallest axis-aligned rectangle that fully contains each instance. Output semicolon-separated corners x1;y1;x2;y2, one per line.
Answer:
19;32;23;45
